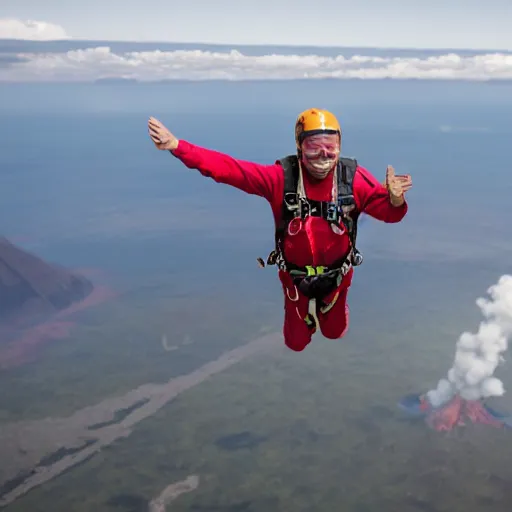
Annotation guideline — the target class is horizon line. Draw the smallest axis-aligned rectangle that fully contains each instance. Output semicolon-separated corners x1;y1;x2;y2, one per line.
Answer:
0;37;511;54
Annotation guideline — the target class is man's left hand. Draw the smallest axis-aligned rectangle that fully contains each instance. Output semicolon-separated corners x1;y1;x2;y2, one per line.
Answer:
385;165;412;206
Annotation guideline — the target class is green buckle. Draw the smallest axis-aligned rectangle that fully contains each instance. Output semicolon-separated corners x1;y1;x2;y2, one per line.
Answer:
305;265;326;276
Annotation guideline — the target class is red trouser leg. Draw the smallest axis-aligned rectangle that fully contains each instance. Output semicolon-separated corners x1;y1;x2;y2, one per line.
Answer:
279;270;351;350
318;286;350;339
279;270;313;351
282;288;314;351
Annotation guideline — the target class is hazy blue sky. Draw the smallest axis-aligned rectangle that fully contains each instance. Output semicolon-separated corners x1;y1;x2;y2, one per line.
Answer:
1;0;511;50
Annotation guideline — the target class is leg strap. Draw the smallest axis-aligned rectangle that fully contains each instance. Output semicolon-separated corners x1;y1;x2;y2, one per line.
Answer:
303;298;319;331
320;289;341;314
300;289;342;330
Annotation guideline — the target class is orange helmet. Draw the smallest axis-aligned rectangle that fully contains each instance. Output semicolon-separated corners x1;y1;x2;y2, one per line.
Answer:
294;108;341;148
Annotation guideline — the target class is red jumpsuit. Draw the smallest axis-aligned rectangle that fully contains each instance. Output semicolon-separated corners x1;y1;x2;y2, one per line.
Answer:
171;140;408;351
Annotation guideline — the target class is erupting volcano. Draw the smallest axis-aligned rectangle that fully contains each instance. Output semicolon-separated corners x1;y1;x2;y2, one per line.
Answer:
399;275;512;432
399;393;511;431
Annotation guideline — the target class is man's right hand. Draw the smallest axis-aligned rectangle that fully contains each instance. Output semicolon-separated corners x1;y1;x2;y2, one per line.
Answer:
148;117;179;151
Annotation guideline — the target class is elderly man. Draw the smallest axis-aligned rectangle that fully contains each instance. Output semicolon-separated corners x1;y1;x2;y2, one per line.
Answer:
148;108;412;352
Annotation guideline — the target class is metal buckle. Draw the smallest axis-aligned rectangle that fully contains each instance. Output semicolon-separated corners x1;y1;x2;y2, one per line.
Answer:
352;250;364;266
326;202;338;222
284;192;299;211
299;198;310;218
339;194;355;207
339;195;355;215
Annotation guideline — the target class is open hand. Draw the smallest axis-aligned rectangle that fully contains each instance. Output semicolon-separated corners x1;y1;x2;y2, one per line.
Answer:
148;116;179;151
385;165;412;206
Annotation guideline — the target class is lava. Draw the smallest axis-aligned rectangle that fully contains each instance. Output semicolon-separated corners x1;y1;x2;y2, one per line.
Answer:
398;275;512;432
398;393;511;431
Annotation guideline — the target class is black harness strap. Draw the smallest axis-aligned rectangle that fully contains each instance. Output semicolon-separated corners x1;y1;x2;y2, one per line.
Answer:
337;156;363;265
261;154;363;271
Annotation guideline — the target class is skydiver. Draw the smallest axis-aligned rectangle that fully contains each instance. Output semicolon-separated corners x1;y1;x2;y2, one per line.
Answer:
148;108;412;352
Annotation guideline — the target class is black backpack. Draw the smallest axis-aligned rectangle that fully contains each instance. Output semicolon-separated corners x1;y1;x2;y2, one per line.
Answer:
258;154;363;272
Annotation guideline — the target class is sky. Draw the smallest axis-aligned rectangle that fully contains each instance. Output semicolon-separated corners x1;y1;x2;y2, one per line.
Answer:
0;0;512;50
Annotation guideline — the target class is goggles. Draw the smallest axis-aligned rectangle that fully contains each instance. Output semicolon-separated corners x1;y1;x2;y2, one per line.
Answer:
301;133;340;159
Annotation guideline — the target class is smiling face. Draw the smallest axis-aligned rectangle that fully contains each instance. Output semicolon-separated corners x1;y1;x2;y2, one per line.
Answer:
300;133;341;179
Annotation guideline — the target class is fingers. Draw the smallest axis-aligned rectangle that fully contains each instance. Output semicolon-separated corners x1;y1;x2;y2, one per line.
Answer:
148;116;163;131
148;116;161;127
148;117;168;145
385;165;396;190
148;130;163;145
392;182;413;195
401;176;412;190
384;165;413;198
148;116;173;140
148;126;160;138
147;116;179;151
149;129;166;144
387;170;412;188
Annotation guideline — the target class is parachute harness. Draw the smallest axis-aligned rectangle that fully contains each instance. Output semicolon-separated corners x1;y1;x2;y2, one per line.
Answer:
258;154;364;331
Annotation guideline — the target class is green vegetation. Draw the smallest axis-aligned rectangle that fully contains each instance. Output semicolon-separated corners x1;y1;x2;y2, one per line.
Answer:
2;260;512;511
6;334;512;512
0;286;282;425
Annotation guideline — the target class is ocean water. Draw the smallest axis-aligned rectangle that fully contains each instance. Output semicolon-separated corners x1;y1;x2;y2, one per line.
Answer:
1;77;512;511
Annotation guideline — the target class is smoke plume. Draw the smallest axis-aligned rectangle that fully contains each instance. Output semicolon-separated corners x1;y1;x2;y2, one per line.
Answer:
426;275;512;408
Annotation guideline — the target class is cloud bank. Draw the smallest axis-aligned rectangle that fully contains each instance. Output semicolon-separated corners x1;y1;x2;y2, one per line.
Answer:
0;18;69;41
1;46;512;82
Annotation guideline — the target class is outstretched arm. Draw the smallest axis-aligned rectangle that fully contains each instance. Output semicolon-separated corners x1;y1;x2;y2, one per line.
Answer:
171;140;281;203
353;165;412;223
148;116;281;204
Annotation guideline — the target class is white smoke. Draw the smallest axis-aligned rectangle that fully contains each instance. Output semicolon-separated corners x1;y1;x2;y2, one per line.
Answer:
426;275;512;408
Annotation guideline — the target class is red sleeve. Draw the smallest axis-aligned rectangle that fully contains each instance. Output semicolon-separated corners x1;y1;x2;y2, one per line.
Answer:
353;165;408;223
170;139;282;206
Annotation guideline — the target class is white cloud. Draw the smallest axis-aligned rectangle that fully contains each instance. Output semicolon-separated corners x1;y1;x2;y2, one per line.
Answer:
0;18;69;41
2;46;512;82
